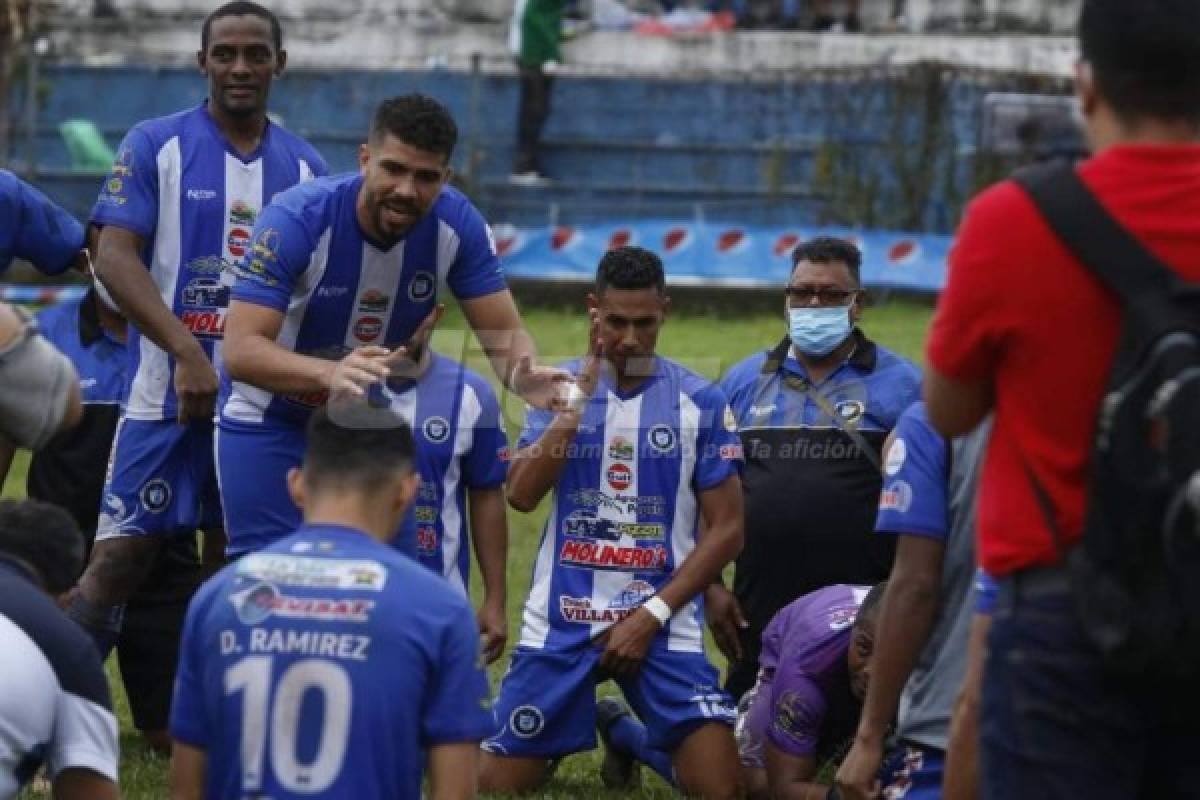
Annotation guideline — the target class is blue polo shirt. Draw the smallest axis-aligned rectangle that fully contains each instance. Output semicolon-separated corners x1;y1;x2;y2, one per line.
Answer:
718;331;921;662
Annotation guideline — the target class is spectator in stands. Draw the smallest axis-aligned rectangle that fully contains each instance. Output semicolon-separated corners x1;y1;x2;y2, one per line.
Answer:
925;0;1200;796
510;0;564;186
811;0;861;31
833;404;991;800
709;236;921;701
0;499;119;800
0;170;87;276
0;251;202;755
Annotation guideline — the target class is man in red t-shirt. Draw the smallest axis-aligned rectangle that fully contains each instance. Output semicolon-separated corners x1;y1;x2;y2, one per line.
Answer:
925;1;1200;797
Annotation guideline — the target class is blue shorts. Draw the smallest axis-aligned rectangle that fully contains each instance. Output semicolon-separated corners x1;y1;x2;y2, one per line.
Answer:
215;419;305;558
483;646;735;759
96;417;222;540
881;744;944;799
216;419;421;560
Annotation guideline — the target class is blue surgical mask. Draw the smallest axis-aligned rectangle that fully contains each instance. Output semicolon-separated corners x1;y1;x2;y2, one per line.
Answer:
788;305;852;357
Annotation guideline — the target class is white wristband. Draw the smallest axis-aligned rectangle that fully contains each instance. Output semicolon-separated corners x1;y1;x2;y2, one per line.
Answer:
642;595;673;627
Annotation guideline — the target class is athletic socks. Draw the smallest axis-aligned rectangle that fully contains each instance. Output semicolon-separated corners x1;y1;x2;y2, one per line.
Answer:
607;714;676;786
66;594;124;660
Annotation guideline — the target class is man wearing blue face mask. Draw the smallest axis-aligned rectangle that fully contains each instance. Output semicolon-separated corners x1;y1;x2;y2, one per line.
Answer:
708;236;922;700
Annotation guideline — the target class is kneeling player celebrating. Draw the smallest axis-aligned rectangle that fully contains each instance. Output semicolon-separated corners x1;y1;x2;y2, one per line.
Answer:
479;246;746;797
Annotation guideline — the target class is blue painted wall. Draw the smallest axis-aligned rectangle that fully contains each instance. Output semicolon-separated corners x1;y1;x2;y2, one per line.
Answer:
13;64;1038;231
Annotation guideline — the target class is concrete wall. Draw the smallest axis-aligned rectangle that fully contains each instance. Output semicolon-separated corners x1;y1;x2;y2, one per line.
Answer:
15;63;1072;233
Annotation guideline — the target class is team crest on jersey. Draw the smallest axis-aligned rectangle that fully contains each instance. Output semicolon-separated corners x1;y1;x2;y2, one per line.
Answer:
409;271;436;302
835;400;865;426
423;416;451;443
647;424;676;453
140;479;172;513
510;705;545;739
608;436;635;461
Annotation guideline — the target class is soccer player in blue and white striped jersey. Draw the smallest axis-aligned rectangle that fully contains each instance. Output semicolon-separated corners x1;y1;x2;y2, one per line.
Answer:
218;94;562;587
479;246;746;797
70;1;327;659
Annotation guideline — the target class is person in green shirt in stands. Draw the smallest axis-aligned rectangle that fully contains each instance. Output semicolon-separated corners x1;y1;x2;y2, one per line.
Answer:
509;0;563;185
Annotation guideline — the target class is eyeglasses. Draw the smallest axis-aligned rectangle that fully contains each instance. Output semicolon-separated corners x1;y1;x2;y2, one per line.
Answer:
784;286;859;307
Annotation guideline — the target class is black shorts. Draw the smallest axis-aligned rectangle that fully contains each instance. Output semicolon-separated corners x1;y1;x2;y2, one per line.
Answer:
116;599;189;732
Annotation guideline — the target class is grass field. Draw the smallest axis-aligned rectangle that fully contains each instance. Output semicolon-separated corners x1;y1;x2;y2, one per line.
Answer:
7;296;933;799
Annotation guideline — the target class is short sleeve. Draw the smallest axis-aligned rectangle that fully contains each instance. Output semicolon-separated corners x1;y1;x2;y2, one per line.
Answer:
766;673;826;758
230;204;316;312
168;591;214;748
974;568;999;615
875;404;949;541
90;128;160;239
926;184;1017;382
420;602;494;744
692;386;742;492
516;405;555;451
445;203;506;300
46;649;118;782
463;381;509;489
13;180;84;275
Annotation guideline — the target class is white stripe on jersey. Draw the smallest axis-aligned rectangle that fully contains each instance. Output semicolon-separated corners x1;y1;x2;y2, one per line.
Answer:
127;137;183;420
214;153;266;372
345;242;408;352
299;159;316;183
588;392;643;639
439;384;483;596
0;613;57;797
519;494;558;649
225;230;333;423
668;392;705;653
435;220;461;287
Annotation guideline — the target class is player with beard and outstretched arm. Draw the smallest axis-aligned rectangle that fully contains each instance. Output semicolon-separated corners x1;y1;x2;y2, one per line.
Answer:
218;92;568;570
70;1;327;662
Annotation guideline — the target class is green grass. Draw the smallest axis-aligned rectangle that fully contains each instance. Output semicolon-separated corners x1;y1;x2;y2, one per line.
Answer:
8;298;933;799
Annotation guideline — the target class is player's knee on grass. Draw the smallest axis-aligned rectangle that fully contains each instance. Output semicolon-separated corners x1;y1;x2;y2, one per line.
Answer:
79;536;162;603
477;752;552;794
673;722;745;799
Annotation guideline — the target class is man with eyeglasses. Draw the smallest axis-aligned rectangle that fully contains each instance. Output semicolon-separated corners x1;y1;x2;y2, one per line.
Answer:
708;236;921;700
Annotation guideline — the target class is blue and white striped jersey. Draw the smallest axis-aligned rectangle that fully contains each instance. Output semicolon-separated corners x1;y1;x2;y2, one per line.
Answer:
90;103;326;422
515;357;742;653
220;173;506;427
384;353;508;593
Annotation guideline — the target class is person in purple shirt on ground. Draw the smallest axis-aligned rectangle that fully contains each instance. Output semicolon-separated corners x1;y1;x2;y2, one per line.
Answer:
596;582;886;799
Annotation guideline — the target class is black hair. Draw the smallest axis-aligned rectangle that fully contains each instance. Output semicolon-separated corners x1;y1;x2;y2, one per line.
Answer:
0;499;85;594
791;236;862;287
303;405;415;492
596;246;666;294
855;581;888;628
201;1;283;53
370;94;458;160
1079;0;1200;123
